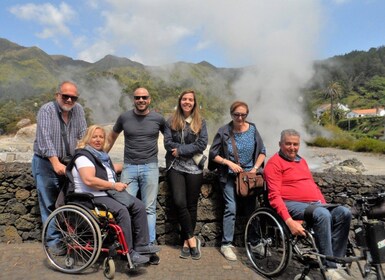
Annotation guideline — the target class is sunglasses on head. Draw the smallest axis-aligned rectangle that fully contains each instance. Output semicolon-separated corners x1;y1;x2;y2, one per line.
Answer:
59;93;78;102
232;112;248;118
134;95;150;100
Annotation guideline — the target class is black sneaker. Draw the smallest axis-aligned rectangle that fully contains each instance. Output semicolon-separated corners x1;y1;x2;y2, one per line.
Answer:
190;237;201;260
180;246;191;259
130;251;150;265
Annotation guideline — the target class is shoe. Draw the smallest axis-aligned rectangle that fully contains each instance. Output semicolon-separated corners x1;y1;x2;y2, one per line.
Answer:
180;246;191;259
250;243;271;257
48;242;66;256
135;243;161;254
325;268;353;280
130;251;150;265
220;244;237;261
190;237;201;260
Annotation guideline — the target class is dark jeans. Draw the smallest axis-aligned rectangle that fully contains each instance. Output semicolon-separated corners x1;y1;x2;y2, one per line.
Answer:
95;193;149;252
167;169;203;241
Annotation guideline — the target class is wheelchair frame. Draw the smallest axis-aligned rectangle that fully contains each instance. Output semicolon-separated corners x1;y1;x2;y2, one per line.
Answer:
42;193;134;279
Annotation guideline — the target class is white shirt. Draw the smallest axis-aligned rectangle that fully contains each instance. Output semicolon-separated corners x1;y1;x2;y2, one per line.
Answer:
72;155;115;197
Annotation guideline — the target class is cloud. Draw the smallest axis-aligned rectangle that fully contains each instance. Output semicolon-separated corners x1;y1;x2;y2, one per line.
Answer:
9;2;76;39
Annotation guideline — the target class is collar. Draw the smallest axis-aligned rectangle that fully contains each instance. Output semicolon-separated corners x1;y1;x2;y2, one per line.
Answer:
185;115;192;124
278;149;302;162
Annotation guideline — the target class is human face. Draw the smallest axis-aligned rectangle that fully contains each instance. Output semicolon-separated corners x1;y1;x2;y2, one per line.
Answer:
231;105;248;126
56;82;78;112
133;88;151;113
89;128;105;151
180;92;195;117
279;135;300;161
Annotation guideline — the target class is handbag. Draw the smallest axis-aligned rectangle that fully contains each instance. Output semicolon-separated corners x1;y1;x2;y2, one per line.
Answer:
236;171;264;197
230;130;264;197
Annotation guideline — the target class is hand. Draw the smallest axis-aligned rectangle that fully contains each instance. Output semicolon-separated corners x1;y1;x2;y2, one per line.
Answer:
53;162;66;176
171;148;178;157
226;160;244;173
114;182;128;192
285;218;306;236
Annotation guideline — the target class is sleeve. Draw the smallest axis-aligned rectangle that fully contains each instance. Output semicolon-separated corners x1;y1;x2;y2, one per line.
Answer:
74;156;95;169
36;106;58;157
264;157;291;221
163;120;180;152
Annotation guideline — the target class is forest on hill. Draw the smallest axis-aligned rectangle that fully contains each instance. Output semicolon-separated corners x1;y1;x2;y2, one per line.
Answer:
0;38;384;147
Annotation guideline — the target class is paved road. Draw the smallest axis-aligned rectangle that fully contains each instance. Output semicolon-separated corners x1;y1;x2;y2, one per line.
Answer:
0;242;372;280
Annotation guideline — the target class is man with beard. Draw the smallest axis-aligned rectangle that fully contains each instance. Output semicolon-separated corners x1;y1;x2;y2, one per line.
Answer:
108;87;165;252
32;81;87;254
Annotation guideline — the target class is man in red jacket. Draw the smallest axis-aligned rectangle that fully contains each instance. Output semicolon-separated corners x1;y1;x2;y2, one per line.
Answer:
264;129;352;280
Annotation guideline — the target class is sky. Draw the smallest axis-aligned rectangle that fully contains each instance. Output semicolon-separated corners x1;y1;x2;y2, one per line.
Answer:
1;0;384;67
1;0;385;157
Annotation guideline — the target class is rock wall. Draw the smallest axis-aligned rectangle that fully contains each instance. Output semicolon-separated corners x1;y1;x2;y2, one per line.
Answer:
1;162;385;246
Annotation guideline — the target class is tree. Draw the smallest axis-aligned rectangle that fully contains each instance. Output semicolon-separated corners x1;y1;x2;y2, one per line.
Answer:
325;81;343;125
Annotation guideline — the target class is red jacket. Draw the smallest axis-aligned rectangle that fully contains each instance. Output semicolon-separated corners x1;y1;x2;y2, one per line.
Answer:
264;152;326;221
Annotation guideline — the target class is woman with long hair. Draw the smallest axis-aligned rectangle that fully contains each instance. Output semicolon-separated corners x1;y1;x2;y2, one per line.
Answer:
164;89;208;260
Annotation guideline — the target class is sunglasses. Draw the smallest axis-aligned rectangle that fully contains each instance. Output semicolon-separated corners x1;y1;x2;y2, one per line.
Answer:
59;93;78;102
232;112;248;118
134;95;150;100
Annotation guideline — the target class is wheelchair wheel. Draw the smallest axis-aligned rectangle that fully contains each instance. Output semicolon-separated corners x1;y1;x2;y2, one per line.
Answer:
42;204;102;274
245;207;292;277
103;257;115;279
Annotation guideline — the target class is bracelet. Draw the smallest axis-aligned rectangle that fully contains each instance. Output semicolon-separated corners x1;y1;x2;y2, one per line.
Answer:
253;166;258;170
111;182;115;189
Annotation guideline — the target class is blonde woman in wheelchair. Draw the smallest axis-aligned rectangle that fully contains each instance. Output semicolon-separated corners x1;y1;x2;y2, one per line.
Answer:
71;125;160;265
264;129;352;280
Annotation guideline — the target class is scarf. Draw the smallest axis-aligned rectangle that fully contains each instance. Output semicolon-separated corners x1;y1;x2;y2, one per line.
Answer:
84;145;117;181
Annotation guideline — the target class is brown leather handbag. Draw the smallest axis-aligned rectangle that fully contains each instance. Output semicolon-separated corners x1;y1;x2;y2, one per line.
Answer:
230;131;264;197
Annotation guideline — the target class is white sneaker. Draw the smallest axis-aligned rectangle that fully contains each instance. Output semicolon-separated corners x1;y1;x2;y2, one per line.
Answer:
250;243;271;257
325;268;353;280
220;244;237;261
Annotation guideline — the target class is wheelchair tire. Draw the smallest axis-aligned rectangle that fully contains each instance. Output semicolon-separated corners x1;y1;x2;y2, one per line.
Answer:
245;207;292;277
42;204;102;274
103;257;115;279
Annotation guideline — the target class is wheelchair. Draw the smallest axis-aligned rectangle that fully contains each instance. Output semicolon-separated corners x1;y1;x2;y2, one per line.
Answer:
244;184;365;280
42;192;136;279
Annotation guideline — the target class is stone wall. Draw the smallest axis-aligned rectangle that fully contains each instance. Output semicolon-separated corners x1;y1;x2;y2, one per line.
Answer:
1;162;385;246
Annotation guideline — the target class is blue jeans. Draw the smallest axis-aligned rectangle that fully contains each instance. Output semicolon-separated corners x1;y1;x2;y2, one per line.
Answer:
221;176;255;245
221;177;237;245
121;162;159;243
32;155;65;245
285;201;352;268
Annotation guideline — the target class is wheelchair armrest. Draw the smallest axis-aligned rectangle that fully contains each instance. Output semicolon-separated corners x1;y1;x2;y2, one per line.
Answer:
67;192;95;201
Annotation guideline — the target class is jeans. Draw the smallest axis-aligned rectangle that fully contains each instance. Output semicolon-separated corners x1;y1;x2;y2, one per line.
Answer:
121;162;159;243
221;176;255;245
285;200;352;268
32;155;66;245
167;169;202;241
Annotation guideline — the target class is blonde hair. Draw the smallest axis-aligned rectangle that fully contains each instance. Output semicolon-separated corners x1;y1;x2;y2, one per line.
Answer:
77;125;109;151
170;89;202;134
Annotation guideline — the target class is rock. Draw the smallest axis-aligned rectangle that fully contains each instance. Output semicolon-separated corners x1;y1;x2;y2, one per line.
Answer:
0;225;23;243
16;119;31;129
